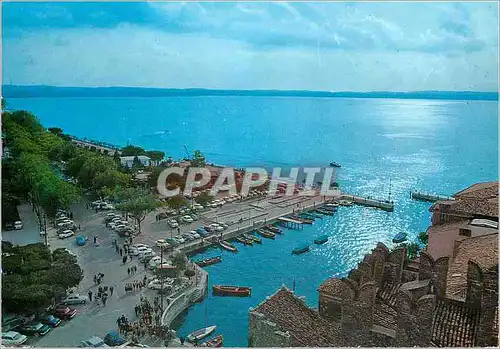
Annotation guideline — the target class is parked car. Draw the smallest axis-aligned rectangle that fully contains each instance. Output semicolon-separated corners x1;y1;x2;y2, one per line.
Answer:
196;228;209;237
173;236;185;244
188;231;201;239
62;294;88;305
155;239;170;249
138;250;156;262
80;336;109;347
16;321;51;336
4;222;14;231
132;246;152;256
181;233;194;242
181;215;194;223
130;244;149;255
167;219;179;228
14;221;23;230
2;331;28;346
53;305;77;319
104;331;125;347
210;223;224;232
2;315;26;332
58;230;75;239
148;256;167;270
164;238;178;247
37;314;61;327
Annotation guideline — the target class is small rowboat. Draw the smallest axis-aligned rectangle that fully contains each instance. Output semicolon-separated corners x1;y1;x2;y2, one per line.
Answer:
234;236;253;245
299;213;316;221
330;162;341;168
392;232;408;244
244;234;262;244
213;285;251;297
290;215;313;224
321;205;337;212
292;244;310;255
195;256;222;267
314;235;329;244
219;241;237;253
314;209;333;216
339;200;353;206
304;212;323;219
265;225;282;234
201;335;223;347
325;202;339;208
256;229;275;239
187;326;217;342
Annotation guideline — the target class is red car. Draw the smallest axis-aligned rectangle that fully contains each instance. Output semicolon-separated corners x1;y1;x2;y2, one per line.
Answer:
53;305;76;320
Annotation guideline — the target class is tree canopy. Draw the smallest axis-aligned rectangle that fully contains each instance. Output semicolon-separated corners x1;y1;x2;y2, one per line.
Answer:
2;244;83;313
191;150;206;167
116;187;162;233
145;150;165;162
121;145;146;157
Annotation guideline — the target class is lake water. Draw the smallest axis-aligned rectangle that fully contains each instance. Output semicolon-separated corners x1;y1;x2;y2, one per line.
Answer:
7;96;498;346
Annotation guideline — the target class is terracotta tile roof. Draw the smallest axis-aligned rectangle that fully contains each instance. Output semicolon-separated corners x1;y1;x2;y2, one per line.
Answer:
453;181;498;200
431;298;480;347
253;286;342;346
446;234;498;300
317;278;355;300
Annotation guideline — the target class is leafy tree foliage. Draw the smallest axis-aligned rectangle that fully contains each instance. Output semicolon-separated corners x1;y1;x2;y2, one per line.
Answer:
195;191;213;206
132;155;143;169
121;145;146;156
418;231;429;245
171;251;187;272
2;244;83;313
191;150;206;167
166;195;187;213
145;150;165;162
116;187;162;233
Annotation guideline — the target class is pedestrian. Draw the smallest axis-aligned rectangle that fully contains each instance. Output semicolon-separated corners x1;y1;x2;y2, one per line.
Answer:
128;267;131;275
102;296;107;306
94;235;97;244
93;274;97;284
88;290;93;302
70;212;73;219
119;248;123;256
110;286;114;296
115;244;119;253
98;286;103;294
124;285;128;293
123;256;127;264
78;224;81;230
134;305;139;316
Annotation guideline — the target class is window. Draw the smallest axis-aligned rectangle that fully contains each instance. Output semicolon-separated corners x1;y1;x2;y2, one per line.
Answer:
459;228;471;237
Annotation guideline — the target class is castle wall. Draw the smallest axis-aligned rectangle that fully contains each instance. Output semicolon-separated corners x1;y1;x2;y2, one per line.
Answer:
248;311;291;347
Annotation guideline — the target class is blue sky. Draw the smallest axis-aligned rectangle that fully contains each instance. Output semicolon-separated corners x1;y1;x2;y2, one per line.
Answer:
2;1;498;91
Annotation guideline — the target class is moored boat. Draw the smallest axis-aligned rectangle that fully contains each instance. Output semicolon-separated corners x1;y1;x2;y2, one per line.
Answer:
304;212;323;219
244;234;262;244
186;326;217;342
320;205;337;212
292;244;310;255
256;229;275;239
392;232;408;244
290;215;313;224
265;225;282;234
201;335;223;347
234;236;252;245
325;202;339;208
314;209;333;216
212;285;251;297
299;213;316;220
330;162;341;168
195;256;222;267
313;235;329;244
339;199;353;206
219;240;238;253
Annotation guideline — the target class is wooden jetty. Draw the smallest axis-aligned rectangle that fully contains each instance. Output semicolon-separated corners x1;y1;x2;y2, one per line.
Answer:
315;208;333;216
411;191;454;203
339;194;394;212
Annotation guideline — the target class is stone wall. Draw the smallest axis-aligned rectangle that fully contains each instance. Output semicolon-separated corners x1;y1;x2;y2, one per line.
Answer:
248;311;291;347
477;264;499;346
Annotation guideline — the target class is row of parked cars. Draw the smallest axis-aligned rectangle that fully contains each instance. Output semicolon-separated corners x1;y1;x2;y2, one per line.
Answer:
156;222;229;248
2;300;83;346
91;200;115;211
104;213;136;237
53;210;77;239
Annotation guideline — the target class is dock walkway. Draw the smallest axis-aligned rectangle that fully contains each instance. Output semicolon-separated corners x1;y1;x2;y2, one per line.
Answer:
339;194;394;212
411;191;454;203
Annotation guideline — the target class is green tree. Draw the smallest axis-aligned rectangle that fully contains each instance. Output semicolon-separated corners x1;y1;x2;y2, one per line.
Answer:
166;195;187;214
145;150;165;162
132;155;143;169
121;145;146;156
116;188;161;233
191;150;206;167
8;110;44;134
418;231;429;245
195;191;213;207
171;252;187;272
48;127;63;136
184;269;195;280
398;242;421;261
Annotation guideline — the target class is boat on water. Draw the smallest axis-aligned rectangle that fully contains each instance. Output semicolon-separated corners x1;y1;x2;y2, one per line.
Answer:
320;205;337;212
200;335;223;347
195;256;222;267
304;212;323;219
314;209;333;216
244;234;262;244
234;236;252;245
187;326;217;343
299;213;316;221
338;199;353;206
314;235;329;244
219;240;238;253
265;225;282;234
256;229;275;239
392;232;408;244
330;162;341;168
325;202;339;208
290;215;313;224
292;244;310;255
212;285;251;297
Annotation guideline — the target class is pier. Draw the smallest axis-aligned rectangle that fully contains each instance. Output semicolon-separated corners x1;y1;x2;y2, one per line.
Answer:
411;191;454;203
339;194;394;212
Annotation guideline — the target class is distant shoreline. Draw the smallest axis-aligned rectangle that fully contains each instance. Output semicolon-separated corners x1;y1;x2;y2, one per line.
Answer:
2;85;498;101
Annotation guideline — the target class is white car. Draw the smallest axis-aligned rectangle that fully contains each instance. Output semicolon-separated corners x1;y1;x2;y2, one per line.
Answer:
193;204;204;210
182;215;194;223
148;278;174;290
173;236;185;244
109;222;116;229
210;202;218;208
132;246;152;256
58;230;75;239
189;231;201;239
62;293;88;305
138;250;156;261
148;256;168;269
210;223;224;232
219;222;229;229
114;224;127;231
156;239;170;249
167;219;179;228
2;331;28;346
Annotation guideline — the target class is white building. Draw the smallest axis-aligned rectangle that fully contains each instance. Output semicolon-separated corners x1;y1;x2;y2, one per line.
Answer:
120;155;152;168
